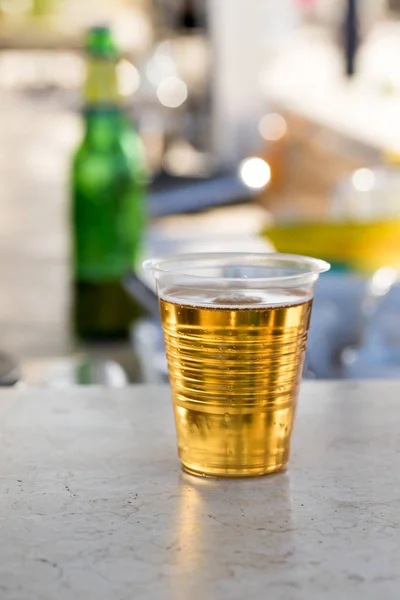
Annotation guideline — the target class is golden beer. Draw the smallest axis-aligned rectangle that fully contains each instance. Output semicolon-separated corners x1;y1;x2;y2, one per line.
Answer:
160;287;313;477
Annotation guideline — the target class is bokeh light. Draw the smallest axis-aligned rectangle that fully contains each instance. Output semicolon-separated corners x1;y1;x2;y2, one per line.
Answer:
117;59;140;97
258;113;287;141
157;76;187;108
352;168;375;192
239;157;271;189
370;266;398;297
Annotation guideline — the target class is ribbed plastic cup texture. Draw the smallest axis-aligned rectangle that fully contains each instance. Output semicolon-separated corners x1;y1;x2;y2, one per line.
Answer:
144;253;329;477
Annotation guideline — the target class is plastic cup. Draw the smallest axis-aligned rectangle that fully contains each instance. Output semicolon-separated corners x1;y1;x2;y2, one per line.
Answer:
144;253;329;477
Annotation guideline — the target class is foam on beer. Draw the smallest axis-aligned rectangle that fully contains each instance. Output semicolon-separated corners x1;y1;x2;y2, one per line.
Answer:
160;287;312;309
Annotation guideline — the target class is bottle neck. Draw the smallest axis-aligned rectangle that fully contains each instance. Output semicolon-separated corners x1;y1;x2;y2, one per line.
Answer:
82;53;126;148
83;56;121;107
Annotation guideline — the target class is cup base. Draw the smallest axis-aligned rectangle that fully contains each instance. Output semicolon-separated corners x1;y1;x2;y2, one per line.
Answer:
181;461;287;479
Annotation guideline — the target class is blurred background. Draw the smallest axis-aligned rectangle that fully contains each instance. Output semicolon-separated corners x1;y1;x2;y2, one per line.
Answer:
2;0;400;386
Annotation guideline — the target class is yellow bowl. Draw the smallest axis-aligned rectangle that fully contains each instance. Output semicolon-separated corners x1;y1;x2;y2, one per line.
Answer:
263;219;400;273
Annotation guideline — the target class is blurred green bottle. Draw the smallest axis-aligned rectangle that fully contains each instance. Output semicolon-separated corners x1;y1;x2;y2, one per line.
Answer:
72;26;146;340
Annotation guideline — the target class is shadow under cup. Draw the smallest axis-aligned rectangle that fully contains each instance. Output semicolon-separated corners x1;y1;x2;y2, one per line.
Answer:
144;253;330;478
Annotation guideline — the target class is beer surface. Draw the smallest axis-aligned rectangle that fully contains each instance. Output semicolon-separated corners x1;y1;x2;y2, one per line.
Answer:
160;287;312;477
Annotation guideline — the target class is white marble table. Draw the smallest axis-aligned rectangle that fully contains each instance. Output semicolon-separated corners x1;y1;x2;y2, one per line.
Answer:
1;382;400;600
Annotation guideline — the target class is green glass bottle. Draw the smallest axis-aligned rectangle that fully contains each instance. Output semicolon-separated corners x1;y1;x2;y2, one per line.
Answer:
72;26;146;340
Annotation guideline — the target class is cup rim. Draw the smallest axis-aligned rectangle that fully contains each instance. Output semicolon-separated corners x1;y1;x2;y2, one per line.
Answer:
143;252;330;283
